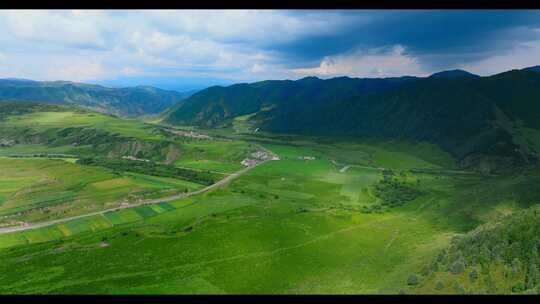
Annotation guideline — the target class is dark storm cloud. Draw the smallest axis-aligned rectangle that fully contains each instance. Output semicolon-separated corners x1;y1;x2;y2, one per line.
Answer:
273;10;540;70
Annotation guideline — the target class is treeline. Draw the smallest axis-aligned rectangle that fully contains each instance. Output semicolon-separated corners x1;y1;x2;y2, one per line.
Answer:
408;204;540;294
362;170;421;213
77;157;217;186
0;101;68;121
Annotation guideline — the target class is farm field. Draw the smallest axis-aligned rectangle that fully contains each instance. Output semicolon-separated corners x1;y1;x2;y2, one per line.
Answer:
0;138;530;294
174;140;255;174
4;111;162;141
0;157;204;226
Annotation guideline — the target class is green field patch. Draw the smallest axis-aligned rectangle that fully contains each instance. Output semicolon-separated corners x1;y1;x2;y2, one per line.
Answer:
87;216;114;232
6;111;161;141
318;168;381;204
22;226;65;244
134;206;159;218
175;140;255;173
175;159;241;173
260;143;322;159
125;173;203;191
56;224;73;237
157;202;176;212
103;209;145;226
244;183;315;200
64;218;92;235
103;211;125;226
149;204;167;214
0;233;27;249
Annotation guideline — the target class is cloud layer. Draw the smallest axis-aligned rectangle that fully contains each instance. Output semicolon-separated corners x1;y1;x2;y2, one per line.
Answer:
0;10;539;90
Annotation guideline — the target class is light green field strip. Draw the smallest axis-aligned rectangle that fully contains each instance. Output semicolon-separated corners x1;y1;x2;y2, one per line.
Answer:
5;111;161;140
0;156;273;238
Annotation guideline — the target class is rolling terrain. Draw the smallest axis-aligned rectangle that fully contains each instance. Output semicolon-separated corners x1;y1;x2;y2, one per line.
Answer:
0;67;539;294
163;67;540;173
0;79;191;117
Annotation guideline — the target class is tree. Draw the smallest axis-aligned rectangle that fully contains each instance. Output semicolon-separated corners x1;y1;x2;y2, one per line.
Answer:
450;260;466;275
453;281;465;294
512;282;525;293
512;258;522;278
469;268;479;282
407;274;419;286
421;265;431;276
527;263;538;290
435;281;444;290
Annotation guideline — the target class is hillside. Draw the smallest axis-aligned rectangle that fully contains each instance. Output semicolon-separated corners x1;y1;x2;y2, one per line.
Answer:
409;193;540;294
0;79;189;117
163;68;540;170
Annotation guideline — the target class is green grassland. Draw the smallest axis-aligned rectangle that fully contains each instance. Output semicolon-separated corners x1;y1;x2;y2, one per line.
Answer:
0;104;253;171
0;137;534;294
174;140;256;173
0;157;203;225
5;111;162;141
1;103;538;294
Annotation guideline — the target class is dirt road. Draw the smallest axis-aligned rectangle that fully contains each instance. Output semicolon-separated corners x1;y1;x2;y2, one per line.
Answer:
0;158;273;235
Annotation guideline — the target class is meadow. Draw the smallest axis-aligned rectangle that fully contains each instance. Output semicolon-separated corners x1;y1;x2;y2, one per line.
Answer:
0;138;529;294
0;157;204;226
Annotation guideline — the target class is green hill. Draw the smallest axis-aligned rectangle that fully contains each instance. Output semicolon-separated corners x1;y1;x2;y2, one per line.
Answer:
0;79;190;117
163;68;540;171
409;193;540;294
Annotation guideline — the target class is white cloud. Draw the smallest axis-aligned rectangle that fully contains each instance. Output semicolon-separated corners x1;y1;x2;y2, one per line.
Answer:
0;10;112;50
292;45;428;78
460;40;540;75
141;10;356;46
0;10;537;86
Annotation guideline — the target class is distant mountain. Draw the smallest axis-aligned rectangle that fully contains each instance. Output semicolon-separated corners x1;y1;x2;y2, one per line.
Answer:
163;68;540;169
164;75;419;126
0;79;189;117
429;69;479;79
523;65;540;73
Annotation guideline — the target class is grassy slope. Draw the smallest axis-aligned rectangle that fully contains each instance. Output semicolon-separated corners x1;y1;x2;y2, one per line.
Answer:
0;108;253;224
0;139;530;294
5;111;161;140
0;157;203;224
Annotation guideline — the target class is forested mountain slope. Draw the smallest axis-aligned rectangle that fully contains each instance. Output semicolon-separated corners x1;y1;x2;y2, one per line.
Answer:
164;68;540;170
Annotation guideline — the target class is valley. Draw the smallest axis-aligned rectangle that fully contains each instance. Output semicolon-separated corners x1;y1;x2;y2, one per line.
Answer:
0;99;538;294
1;67;540;295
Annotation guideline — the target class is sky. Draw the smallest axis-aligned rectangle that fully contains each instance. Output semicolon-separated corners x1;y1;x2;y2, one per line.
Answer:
0;10;540;92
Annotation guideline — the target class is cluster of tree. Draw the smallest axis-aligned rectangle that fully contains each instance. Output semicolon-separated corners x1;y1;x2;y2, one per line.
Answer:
0;101;67;121
76;157;217;186
408;204;540;294
375;171;420;205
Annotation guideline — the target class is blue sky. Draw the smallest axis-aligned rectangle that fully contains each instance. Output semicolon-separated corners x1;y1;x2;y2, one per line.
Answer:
0;10;539;92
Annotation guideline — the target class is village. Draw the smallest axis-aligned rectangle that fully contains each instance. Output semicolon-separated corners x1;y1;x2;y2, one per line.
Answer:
240;150;280;167
161;127;213;140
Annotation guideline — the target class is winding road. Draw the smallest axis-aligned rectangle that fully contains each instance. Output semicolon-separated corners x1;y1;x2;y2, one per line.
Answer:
0;156;274;235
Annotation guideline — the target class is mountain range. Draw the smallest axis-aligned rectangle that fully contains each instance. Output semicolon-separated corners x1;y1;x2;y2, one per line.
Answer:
163;67;540;170
0;79;193;117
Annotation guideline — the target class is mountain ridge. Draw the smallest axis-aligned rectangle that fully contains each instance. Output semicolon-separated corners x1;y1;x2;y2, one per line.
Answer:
0;79;191;117
163;67;540;170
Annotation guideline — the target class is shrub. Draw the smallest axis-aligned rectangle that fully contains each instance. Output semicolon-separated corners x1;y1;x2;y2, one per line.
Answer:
407;274;419;286
512;258;522;278
450;260;466;275
453;281;466;294
527;263;538;290
469;268;479;282
512;282;525;293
